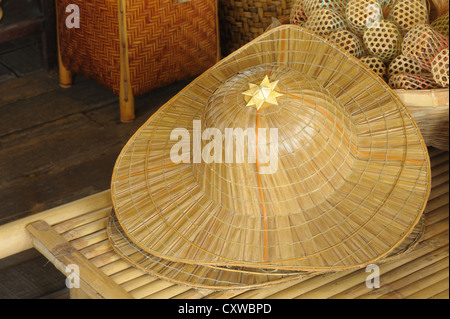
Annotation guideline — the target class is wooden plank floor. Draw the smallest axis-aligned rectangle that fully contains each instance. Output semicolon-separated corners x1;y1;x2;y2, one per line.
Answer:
0;39;192;298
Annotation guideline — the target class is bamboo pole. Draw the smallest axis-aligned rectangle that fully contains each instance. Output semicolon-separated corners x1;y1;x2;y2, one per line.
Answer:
26;220;132;299
0;190;112;260
118;0;135;122
55;0;72;88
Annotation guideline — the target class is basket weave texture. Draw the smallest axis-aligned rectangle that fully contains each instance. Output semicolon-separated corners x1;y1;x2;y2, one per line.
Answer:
218;0;292;56
58;0;219;96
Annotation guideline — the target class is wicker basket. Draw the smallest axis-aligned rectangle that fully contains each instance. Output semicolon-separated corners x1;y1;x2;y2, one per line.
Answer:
56;0;220;122
218;0;293;56
391;0;449;151
393;88;449;151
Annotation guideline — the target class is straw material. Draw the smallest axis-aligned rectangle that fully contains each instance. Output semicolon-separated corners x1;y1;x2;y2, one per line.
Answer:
389;73;440;89
107;211;426;289
402;24;450;70
387;0;429;35
219;0;292;56
394;88;449;151
388;55;425;77
327;30;367;58
303;0;348;16
360;55;388;79
290;0;308;24
431;12;449;37
107;215;314;290
110;26;430;279
57;0;218;96
431;48;450;87
303;8;347;37
363;19;403;63
345;0;382;38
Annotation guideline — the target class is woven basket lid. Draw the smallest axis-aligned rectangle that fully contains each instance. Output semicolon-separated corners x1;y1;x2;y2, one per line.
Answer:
111;25;431;273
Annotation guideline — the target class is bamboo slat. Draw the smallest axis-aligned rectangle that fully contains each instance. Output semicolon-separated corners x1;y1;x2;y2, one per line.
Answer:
0;190;112;260
429;289;450;299
380;268;449;299
18;146;447;298
356;257;449;299
26;220;132;299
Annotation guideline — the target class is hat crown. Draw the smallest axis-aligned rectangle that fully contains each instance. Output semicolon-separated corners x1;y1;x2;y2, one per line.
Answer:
194;65;358;217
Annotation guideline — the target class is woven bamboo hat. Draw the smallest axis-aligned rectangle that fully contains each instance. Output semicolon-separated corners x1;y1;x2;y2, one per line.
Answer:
110;26;431;278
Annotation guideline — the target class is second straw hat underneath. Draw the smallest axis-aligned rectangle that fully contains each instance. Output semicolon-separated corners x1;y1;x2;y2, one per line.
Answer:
110;25;431;273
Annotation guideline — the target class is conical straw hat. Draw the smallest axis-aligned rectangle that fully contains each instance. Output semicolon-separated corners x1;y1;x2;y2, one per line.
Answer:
111;25;431;274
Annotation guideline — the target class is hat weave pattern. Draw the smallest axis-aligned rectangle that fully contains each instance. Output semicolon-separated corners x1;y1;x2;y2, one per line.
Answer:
110;26;431;286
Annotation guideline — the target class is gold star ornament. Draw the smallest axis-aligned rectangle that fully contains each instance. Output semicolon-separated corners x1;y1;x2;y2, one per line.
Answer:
242;76;283;111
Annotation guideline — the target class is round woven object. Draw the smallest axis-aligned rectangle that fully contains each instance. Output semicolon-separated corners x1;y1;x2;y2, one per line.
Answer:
363;19;402;63
327;30;367;58
303;0;348;16
345;0;383;38
431;12;449;38
290;0;308;24
388;54;424;77
304;8;347;37
387;0;429;35
111;25;430;274
389;72;440;89
431;48;450;87
402;24;450;70
360;55;388;78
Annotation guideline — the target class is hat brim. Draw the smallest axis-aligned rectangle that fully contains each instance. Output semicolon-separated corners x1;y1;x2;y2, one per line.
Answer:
107;214;314;290
107;212;425;289
111;25;430;271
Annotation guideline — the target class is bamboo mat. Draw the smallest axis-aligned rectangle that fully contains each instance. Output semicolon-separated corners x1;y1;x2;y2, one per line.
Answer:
44;148;449;299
